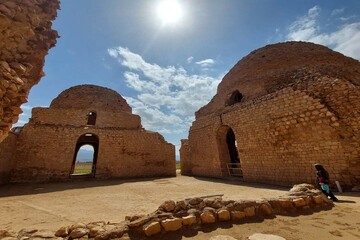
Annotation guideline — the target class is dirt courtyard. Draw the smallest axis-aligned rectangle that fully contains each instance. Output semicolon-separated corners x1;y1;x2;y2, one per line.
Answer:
0;174;359;240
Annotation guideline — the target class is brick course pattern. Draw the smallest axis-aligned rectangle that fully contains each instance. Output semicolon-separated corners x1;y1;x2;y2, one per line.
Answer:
181;42;360;190
0;85;176;183
0;0;59;142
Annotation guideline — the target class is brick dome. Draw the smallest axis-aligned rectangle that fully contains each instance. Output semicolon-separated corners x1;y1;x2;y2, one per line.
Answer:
196;41;360;118
50;84;131;112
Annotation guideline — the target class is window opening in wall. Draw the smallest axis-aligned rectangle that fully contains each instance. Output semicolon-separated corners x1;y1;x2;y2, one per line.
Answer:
226;90;243;106
70;133;99;178
87;112;97;125
216;126;243;178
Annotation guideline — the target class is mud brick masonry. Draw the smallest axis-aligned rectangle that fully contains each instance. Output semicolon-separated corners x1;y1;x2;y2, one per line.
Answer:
0;85;176;183
0;0;59;142
181;42;360;190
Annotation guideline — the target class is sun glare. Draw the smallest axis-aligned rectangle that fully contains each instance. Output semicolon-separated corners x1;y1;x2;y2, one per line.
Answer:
157;0;183;24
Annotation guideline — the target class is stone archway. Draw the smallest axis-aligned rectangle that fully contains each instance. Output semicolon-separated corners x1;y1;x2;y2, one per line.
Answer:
70;133;99;177
216;125;242;177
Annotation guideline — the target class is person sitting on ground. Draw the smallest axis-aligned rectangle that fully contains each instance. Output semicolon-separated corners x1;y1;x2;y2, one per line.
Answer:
314;163;338;202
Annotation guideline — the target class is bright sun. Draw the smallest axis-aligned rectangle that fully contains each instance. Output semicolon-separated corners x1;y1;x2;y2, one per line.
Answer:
157;0;183;24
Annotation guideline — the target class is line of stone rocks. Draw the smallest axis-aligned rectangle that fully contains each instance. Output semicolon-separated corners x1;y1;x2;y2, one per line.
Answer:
0;184;333;240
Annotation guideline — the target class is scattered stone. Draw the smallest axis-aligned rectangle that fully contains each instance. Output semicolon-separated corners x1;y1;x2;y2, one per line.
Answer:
259;202;273;215
182;215;197;225
55;226;69;237
201;211;216;224
244;207;256;217
160;200;176;212
312;195;323;204
143;221;162;237
69;228;89;239
89;226;105;238
128;215;153;228
217;209;231;221
189;197;203;205
161;218;182;231
108;226;128;238
70;223;87;231
231;211;246;220
94;231;110;240
293;198;306;208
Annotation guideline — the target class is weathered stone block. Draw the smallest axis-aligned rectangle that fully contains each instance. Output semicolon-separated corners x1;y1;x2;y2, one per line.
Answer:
200;212;216;224
293;198;306;208
143;221;162;237
54;226;69;238
182;215;197;225
161;218;182;232
69;228;89;239
217;209;230;221
230;211;245;220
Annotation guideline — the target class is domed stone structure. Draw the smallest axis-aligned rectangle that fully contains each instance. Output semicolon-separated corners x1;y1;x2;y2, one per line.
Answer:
0;85;175;183
50;85;132;112
181;42;360;190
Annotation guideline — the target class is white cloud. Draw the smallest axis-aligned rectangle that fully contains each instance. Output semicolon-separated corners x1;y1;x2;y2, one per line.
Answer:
331;8;345;16
186;56;194;63
286;5;360;60
195;58;216;68
108;47;221;134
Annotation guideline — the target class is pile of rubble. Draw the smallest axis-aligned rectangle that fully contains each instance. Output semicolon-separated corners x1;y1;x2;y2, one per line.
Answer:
0;184;333;239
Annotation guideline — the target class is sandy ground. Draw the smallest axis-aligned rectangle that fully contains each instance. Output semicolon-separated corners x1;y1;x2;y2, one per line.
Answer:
0;173;359;240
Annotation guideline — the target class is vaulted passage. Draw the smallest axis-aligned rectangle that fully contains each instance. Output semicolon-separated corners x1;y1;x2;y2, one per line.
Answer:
217;126;243;177
71;133;99;177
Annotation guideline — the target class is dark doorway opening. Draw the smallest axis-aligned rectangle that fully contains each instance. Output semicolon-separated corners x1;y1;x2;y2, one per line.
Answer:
70;133;99;177
216;126;243;178
87;112;97;125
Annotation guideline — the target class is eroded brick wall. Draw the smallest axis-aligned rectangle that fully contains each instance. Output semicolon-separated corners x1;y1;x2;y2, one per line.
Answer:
0;0;59;142
10;124;175;182
0;131;17;184
184;77;360;189
30;108;142;129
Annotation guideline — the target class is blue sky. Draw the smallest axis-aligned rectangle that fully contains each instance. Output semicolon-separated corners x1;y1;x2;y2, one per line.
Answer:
16;0;360;158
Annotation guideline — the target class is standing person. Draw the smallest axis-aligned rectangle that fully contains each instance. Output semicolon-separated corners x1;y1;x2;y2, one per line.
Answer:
314;164;338;202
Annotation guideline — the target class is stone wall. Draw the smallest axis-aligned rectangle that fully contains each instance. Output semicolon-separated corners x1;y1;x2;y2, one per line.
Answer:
30;108;142;129
183;77;360;189
0;0;59;142
0;131;17;184
179;139;191;175
10;124;175;182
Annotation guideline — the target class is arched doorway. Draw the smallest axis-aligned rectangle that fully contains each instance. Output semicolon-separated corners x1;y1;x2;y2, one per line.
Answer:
216;126;243;178
70;133;99;177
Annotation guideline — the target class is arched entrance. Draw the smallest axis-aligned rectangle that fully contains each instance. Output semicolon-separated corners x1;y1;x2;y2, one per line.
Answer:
216;125;243;178
70;133;99;177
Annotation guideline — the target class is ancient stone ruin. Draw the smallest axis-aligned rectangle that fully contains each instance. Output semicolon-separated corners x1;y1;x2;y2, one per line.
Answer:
0;84;175;183
181;42;360;190
0;0;59;142
0;183;333;239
